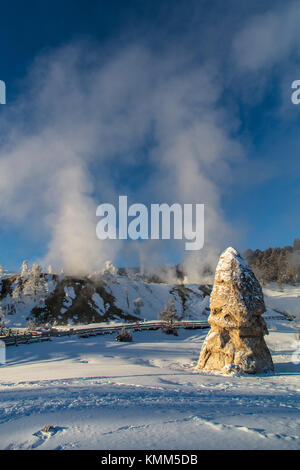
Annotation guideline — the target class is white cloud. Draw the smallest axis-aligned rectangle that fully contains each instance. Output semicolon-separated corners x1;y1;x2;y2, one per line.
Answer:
233;1;300;70
0;40;243;277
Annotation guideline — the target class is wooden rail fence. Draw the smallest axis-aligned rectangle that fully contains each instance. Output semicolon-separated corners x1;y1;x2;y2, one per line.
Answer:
0;320;210;347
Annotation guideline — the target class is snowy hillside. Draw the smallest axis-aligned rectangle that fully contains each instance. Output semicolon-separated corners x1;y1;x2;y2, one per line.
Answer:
0;263;211;328
263;283;300;318
1;259;299;330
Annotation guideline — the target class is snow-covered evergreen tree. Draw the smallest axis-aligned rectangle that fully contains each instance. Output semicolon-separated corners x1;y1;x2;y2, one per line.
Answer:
158;298;178;324
133;297;144;316
103;261;118;276
32;262;42;277
12;283;23;303
21;260;30;279
3;295;16;316
23;263;46;302
26;318;36;332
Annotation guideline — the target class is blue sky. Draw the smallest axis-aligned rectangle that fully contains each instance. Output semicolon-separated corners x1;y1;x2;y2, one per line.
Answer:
0;0;300;272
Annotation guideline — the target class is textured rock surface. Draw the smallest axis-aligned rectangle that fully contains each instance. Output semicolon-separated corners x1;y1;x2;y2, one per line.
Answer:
197;247;274;374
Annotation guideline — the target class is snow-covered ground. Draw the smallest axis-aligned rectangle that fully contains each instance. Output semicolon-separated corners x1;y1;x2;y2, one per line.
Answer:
263;283;300;319
0;309;299;449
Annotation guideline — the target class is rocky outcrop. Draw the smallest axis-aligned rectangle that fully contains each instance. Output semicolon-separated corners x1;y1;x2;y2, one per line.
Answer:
197;247;274;374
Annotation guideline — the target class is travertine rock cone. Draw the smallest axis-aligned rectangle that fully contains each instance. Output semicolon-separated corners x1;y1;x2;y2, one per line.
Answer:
197;247;274;374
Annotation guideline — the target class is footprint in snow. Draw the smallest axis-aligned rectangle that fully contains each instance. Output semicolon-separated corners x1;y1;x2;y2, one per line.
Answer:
30;426;67;449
